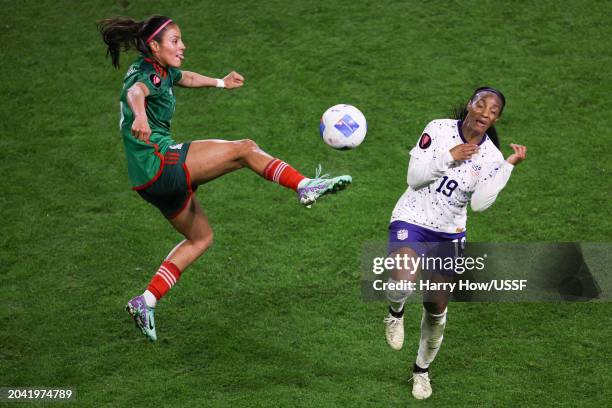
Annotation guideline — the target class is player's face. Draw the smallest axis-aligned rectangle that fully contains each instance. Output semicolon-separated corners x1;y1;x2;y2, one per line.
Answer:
154;25;186;68
465;92;502;134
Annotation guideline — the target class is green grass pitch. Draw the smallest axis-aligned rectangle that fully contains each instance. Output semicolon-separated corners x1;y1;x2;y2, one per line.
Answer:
1;0;611;406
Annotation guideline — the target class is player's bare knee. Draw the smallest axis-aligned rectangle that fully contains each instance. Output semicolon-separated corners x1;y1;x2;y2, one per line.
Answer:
237;139;259;156
193;232;213;254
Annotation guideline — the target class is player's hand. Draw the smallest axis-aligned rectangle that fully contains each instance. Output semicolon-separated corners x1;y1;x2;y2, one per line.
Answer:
132;114;151;143
223;71;244;89
450;144;479;161
506;144;527;165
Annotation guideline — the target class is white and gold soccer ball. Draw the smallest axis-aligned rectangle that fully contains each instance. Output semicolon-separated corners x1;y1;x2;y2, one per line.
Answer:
319;104;367;149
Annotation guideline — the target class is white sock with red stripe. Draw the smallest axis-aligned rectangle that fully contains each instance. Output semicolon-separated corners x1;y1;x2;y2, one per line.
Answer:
263;158;306;191
144;261;182;307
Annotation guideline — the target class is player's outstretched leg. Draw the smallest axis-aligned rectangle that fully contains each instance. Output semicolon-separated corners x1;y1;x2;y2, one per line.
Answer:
126;196;213;341
184;139;351;206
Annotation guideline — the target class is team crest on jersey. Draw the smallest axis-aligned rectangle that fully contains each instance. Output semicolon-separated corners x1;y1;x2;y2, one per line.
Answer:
397;229;409;240
419;133;432;149
149;73;162;88
470;163;482;178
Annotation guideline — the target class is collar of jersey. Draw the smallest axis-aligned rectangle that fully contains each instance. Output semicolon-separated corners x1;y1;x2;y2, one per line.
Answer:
143;56;169;79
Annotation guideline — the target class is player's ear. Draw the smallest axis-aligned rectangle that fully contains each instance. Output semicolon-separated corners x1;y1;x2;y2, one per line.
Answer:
149;41;159;53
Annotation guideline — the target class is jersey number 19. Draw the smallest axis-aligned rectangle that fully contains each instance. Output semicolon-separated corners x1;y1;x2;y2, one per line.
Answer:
436;176;458;197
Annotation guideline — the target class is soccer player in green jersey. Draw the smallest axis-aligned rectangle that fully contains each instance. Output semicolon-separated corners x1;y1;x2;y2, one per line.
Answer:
98;15;352;341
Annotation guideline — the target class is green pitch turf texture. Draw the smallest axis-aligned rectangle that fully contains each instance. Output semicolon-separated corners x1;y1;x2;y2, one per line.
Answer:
1;0;611;406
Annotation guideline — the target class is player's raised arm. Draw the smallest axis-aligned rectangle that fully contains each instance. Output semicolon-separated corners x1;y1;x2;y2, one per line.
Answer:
406;122;473;190
470;143;527;212
177;70;244;89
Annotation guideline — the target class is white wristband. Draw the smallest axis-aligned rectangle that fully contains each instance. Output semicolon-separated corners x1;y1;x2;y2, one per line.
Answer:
216;78;225;88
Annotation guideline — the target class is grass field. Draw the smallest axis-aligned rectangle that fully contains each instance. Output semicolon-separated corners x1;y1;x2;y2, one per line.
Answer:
1;0;611;406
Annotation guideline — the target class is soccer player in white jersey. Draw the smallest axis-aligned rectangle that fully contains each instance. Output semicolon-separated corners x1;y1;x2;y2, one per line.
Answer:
383;87;527;399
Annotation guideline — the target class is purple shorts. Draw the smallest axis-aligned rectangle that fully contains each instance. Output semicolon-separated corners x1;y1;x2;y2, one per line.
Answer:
388;221;466;274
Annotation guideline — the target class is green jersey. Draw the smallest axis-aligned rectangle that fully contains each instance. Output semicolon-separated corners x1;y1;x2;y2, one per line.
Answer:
119;55;183;188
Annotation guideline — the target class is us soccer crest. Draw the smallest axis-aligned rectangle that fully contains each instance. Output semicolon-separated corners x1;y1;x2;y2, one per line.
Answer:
397;229;409;240
470;163;482;178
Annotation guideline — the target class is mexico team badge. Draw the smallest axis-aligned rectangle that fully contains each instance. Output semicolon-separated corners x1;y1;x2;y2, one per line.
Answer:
149;73;162;88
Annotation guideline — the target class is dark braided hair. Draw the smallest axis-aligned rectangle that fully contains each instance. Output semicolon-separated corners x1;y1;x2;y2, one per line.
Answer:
452;87;506;148
97;15;173;68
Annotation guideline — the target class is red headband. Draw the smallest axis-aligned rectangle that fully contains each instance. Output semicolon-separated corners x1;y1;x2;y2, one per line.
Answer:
146;19;173;44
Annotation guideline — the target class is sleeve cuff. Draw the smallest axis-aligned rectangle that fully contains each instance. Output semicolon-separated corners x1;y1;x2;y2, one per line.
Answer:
442;150;454;166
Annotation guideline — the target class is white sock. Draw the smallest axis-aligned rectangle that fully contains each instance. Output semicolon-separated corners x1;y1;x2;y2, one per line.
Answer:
143;290;157;308
297;178;311;188
415;307;447;369
386;277;413;313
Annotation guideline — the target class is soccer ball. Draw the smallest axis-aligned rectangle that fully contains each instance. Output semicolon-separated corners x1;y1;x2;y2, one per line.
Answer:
320;104;367;149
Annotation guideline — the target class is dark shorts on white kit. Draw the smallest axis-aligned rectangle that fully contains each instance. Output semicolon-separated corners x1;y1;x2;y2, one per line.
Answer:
388;221;466;276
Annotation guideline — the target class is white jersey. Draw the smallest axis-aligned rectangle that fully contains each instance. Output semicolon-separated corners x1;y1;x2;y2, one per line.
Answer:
391;119;514;233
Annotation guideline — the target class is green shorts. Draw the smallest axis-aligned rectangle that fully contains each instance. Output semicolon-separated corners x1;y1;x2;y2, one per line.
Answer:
136;142;198;218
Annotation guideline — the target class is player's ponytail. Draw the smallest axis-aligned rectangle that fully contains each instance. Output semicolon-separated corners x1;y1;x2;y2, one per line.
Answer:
452;87;505;148
97;15;173;69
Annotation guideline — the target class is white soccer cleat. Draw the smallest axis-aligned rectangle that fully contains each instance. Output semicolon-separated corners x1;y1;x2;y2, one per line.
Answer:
383;313;404;350
411;372;432;400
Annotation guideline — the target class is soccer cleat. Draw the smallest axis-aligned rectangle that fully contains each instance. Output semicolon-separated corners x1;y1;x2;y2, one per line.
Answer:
297;164;352;206
410;372;432;400
126;295;157;342
384;312;405;350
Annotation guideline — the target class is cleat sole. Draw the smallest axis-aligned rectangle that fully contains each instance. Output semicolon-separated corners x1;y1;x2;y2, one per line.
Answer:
126;304;147;337
329;178;351;194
